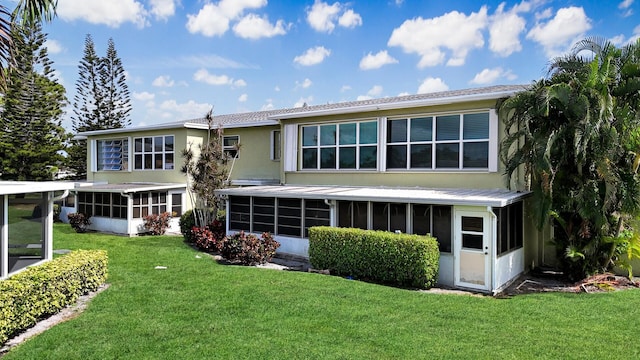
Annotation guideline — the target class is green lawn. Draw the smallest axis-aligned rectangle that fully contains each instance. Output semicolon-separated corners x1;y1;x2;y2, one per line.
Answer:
5;224;640;359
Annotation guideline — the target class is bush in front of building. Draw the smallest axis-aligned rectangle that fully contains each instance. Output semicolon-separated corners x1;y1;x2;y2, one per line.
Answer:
143;212;171;235
0;250;108;345
308;227;440;289
218;231;280;265
179;210;196;243
67;212;91;233
192;220;226;252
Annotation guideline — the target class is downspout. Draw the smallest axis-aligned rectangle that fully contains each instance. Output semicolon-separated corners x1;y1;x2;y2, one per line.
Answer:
487;206;497;295
324;199;336;227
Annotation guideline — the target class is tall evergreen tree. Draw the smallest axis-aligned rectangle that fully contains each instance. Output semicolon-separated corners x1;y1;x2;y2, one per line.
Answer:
0;18;67;180
67;35;131;179
100;38;131;129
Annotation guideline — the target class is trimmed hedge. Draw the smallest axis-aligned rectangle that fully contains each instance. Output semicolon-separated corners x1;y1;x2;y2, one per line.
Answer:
0;250;108;345
308;227;439;289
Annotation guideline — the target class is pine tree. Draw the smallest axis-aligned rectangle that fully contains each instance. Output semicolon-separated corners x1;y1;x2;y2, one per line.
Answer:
67;35;132;179
100;38;131;129
0;18;67;180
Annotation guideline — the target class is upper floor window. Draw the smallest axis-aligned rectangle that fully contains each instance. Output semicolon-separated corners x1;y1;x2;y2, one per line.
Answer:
301;120;378;170
271;130;281;161
133;135;174;170
97;138;128;171
386;112;490;170
223;135;239;158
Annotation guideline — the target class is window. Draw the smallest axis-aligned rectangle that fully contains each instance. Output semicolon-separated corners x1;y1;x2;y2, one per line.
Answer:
132;191;172;218
96;138;128;171
386;112;490;170
412;204;452;252
271;130;281;161
77;192;127;219
223;135;239;158
133;135;174;170
372;202;407;233
301;120;378;170
495;202;523;256
171;193;183;217
228;196;330;238
338;201;368;229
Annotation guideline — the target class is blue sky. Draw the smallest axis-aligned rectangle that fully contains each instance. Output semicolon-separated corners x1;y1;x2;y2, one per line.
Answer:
38;0;640;130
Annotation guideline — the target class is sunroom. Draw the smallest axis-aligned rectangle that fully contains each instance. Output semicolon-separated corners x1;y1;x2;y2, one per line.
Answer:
0;181;74;278
217;185;529;293
61;182;187;236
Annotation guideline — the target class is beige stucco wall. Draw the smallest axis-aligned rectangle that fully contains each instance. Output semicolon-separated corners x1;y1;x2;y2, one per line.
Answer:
87;127;206;184
224;125;281;183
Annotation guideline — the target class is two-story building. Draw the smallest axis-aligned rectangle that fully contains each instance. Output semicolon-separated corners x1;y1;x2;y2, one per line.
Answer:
71;85;552;293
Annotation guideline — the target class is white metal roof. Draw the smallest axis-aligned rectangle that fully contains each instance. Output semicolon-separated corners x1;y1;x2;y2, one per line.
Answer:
73;182;186;193
217;185;529;207
0;181;76;195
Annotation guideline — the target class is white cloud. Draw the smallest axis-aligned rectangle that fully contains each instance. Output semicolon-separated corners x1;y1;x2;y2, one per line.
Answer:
193;69;246;87
57;0;148;28
238;93;248;102
338;9;362;28
306;1;362;33
357;85;383;100
418;77;449;94
133;91;155;101
158;99;213;120
388;6;488;67
619;0;634;17
150;0;176;21
294;96;313;107
233;14;288;39
45;39;64;54
186;0;267;37
261;99;275;110
274;86;280;91
526;6;592;57
340;85;351;92
152;75;175;87
359;50;398;70
296;78;313;89
293;46;331;66
470;67;517;85
489;3;527;57
535;8;553;20
397;91;410;96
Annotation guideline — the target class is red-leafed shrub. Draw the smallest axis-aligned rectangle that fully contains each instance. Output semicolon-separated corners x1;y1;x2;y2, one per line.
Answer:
218;231;280;265
68;213;91;233
192;220;226;252
143;212;171;235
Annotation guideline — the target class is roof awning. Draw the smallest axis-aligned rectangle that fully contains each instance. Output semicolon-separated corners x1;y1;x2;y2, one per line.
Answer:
0;181;75;195
74;182;186;194
217;185;529;207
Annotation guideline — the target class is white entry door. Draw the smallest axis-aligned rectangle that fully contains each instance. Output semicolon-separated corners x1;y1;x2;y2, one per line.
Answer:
454;210;491;291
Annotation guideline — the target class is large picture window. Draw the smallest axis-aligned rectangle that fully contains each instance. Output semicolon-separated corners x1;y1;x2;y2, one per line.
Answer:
133;135;174;170
386;112;490;170
96;138;128;171
301;120;378;170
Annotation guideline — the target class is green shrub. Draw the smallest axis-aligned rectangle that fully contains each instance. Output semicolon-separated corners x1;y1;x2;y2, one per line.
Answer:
0;250;108;345
219;231;280;265
308;227;439;289
179;210;196;243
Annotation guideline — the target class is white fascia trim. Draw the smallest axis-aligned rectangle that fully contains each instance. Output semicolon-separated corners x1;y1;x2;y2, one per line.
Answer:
75;123;188;138
269;91;519;120
185;120;279;130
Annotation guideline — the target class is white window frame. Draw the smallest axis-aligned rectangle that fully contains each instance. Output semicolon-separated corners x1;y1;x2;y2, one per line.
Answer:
270;130;281;161
223;135;240;159
93;137;131;172
299;119;378;170
133;135;175;171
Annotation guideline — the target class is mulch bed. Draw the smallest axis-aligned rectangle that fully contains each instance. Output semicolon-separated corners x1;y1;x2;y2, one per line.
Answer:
502;273;639;296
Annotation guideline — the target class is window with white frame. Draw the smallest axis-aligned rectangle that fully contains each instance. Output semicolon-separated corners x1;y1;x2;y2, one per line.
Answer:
386;112;490;170
77;192;128;219
96;138;128;171
132;191;181;218
301;120;378;170
133;135;174;170
271;130;281;161
223;135;239;158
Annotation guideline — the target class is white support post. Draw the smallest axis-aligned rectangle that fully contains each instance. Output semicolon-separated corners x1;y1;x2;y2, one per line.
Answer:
1;195;7;278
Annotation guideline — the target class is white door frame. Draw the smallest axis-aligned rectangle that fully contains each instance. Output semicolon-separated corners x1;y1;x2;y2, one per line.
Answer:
454;209;492;291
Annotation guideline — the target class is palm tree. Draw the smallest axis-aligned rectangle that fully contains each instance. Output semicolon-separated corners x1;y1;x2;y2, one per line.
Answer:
0;0;57;91
499;37;640;279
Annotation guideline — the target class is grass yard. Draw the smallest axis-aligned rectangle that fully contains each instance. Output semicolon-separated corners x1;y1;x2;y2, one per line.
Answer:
5;224;640;359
